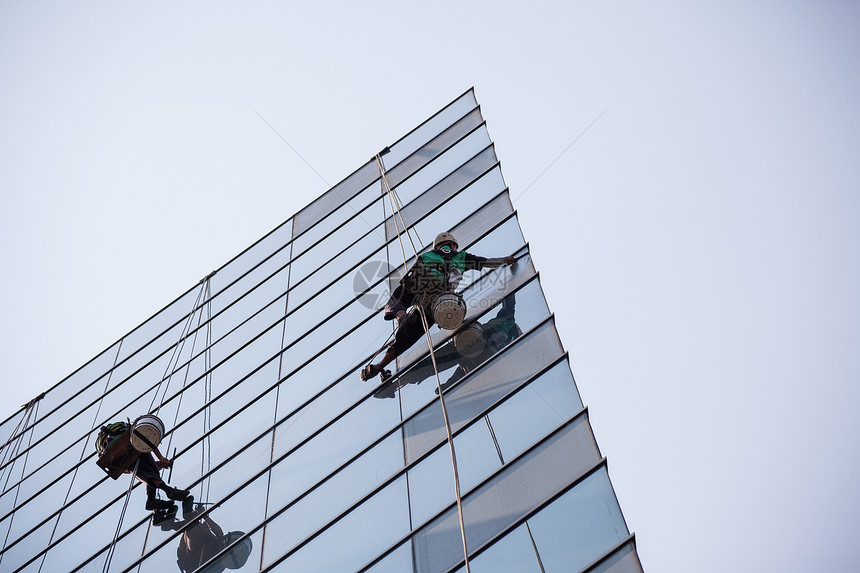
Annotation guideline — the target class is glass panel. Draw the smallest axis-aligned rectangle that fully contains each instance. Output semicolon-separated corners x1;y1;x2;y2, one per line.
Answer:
206;317;282;405
584;538;644;573
135;475;269;573
385;109;484;190
0;516;56;572
3;373;112;492
411;414;600;573
208;218;292;299
266;475;410;572
267;409;402;513
8;434;90;525
487;359;583;463
288;222;386;313
383;89;477;168
392;127;492;209
403;319;563;466
467;524;544;573
292;160;380;238
274;318;385;437
527;468;630;573
385;148;501;242
362;541;415;573
209;240;291;321
116;284;204;364
209;261;290;339
290;182;385;278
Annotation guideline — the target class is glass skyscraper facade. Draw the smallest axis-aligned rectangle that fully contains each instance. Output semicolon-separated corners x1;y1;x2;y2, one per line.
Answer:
0;89;643;573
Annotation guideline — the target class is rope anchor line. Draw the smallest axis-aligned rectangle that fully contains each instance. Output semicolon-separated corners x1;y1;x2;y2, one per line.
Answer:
375;156;471;573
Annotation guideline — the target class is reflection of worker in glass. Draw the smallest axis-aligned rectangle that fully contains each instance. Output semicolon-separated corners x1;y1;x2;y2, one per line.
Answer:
374;292;522;398
95;421;189;512
361;232;514;383
171;503;253;573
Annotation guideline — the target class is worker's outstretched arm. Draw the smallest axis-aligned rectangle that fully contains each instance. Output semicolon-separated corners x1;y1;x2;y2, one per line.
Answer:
481;256;516;268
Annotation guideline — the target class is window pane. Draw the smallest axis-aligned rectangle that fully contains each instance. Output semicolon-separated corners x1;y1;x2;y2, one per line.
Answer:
527;468;630;573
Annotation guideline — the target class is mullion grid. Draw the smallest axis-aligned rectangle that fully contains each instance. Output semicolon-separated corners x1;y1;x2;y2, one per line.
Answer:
71;207;526;573
117;286;559;573
0;94;482;474
0;110;489;511
266;347;582;573
0;136;499;538
13;189;519;571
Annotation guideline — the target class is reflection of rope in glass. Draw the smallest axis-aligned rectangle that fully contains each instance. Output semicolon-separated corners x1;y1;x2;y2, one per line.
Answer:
376;154;472;573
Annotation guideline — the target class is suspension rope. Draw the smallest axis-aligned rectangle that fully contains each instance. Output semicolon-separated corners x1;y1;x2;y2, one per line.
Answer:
36;340;125;573
0;396;39;491
164;276;212;462
417;306;471;573
102;458;140;573
0;399;40;567
200;279;213;505
375;156;471;573
149;280;209;416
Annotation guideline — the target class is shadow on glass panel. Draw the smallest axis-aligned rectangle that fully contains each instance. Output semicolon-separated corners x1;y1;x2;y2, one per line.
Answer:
373;291;522;399
360;231;515;385
156;501;252;573
94;415;190;523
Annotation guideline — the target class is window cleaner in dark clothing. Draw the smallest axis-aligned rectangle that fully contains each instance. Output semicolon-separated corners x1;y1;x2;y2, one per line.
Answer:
96;421;190;515
361;232;514;382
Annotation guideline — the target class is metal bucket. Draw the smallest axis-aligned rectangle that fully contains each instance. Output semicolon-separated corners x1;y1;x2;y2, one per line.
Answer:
454;322;485;357
432;292;466;330
130;414;165;453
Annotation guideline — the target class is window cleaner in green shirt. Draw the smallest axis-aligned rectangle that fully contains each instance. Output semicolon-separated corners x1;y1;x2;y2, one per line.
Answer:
360;232;514;383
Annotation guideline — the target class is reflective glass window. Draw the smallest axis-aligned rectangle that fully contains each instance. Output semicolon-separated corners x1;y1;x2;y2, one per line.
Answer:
383;89;477;168
527;467;630;573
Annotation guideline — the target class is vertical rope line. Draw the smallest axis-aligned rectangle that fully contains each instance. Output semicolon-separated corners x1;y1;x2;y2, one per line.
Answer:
37;340;125;573
0;403;35;494
201;279;213;505
377;153;471;572
150;281;207;415
417;306;471;573
165;277;209;459
377;155;411;273
0;400;39;566
0;404;32;472
260;238;292;570
101;458;139;573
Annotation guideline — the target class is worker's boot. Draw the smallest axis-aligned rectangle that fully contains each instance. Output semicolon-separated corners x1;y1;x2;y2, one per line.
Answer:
360;364;391;382
146;498;174;511
164;486;190;501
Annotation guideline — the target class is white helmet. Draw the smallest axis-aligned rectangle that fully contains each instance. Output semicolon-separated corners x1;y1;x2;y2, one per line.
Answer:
433;232;458;251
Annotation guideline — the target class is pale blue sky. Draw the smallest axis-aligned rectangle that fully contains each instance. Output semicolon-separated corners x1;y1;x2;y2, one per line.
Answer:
2;2;859;571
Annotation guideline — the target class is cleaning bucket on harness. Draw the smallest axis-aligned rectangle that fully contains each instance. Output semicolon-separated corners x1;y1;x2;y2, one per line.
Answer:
454;322;484;357
433;292;466;330
130;414;165;453
217;531;253;569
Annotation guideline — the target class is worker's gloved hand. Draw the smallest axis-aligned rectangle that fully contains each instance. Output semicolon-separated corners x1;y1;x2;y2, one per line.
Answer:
155;458;173;470
504;256;516;266
396;309;408;326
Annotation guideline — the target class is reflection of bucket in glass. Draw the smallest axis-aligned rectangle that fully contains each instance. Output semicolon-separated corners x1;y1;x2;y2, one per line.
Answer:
433;293;466;330
130;415;165;453
218;531;253;569
454;322;484;357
